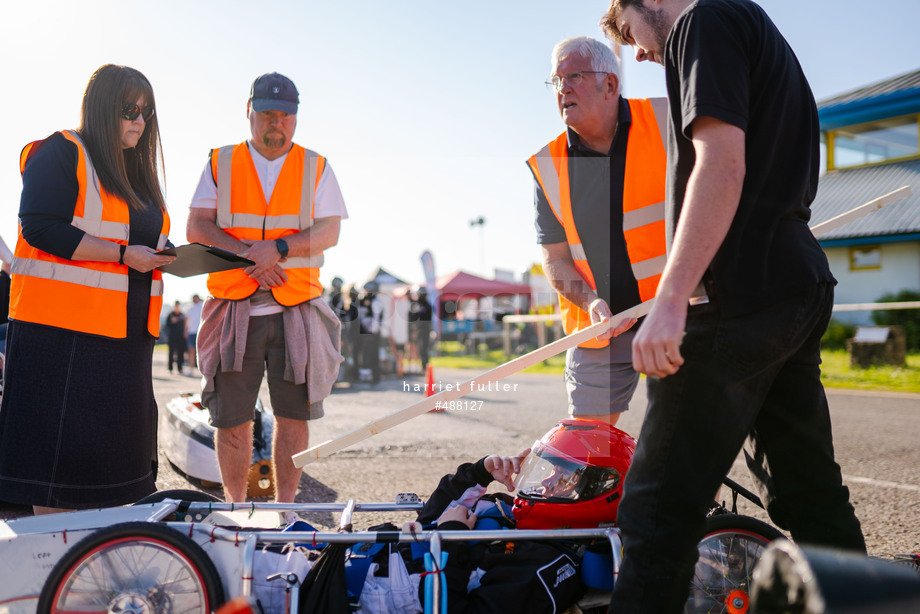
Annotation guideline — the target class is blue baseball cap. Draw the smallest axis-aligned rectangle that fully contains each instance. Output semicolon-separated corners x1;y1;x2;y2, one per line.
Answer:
249;72;299;114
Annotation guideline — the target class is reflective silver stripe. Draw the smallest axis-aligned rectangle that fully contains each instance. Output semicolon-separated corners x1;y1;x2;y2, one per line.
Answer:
62;131;130;241
623;201;665;232
156;233;168;250
631;254;667;280
216;145;235;229
70;218;130;242
223;212;274;230
223;212;313;232
533;145;563;222
280;255;324;268
300;149;319;229
649;97;669;148
12;257;128;292
568;243;587;262
265;215;307;231
150;278;164;297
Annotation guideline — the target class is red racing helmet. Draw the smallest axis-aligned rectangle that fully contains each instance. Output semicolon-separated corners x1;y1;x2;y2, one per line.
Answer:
512;418;635;529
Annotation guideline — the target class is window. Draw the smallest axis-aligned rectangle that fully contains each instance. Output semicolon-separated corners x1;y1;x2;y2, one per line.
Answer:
828;114;920;170
849;245;881;271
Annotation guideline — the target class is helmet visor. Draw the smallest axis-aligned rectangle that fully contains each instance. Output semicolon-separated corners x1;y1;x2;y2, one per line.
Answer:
514;440;622;502
514;442;590;502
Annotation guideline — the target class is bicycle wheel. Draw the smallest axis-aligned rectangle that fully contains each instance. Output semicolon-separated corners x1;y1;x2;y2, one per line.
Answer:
685;514;784;614
38;521;224;614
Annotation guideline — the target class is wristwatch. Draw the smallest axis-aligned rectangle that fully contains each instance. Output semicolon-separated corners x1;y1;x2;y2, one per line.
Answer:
274;238;290;259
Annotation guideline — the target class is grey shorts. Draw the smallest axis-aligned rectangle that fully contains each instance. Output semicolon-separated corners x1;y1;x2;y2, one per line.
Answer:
565;329;639;417
203;312;324;428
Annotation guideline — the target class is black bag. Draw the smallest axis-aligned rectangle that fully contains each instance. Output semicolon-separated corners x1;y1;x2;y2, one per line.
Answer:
440;540;585;614
299;543;350;613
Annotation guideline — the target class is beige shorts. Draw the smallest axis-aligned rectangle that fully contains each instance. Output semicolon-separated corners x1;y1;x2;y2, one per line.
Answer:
565;329;639;416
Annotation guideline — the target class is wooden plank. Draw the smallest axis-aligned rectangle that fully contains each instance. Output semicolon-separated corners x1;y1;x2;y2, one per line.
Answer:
810;186;911;238
292;299;654;467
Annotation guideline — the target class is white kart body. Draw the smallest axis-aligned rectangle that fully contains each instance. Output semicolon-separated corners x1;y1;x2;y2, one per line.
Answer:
0;504;246;614
160;393;273;484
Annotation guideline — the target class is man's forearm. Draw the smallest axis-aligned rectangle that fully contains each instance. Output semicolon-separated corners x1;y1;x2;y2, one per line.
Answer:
286;216;341;258
187;213;248;254
543;256;598;312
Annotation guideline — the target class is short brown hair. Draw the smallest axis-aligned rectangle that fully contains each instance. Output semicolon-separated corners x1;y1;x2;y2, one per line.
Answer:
600;0;645;45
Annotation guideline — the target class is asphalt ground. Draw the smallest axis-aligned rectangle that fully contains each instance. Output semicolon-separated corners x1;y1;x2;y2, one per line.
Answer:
2;349;919;560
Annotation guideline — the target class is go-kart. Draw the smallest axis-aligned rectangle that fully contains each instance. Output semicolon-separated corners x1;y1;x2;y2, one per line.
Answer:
0;478;781;614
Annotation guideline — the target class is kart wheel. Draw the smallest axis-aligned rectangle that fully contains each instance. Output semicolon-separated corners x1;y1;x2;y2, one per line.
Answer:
37;522;224;614
685;514;784;614
135;489;224;521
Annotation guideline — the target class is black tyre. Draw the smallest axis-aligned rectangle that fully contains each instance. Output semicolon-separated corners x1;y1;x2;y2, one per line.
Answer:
685;514;785;614
134;488;223;521
38;521;225;614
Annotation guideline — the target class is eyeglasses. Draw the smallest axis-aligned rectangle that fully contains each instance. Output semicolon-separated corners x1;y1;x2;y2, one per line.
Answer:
121;102;155;122
545;71;610;93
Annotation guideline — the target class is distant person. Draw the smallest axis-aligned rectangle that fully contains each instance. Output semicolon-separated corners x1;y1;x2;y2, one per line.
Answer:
339;284;360;382
187;72;345;504
527;36;667;426
328;276;345;315
358;281;384;384
409;286;434;372
0;64;175;515
165;301;187;374
602;0;866;611
185;293;202;370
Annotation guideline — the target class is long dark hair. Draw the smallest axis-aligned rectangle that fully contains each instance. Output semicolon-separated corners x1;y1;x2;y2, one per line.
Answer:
77;64;166;211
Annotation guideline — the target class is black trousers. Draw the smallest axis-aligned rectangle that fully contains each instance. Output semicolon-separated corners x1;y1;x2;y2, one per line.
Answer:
609;282;865;613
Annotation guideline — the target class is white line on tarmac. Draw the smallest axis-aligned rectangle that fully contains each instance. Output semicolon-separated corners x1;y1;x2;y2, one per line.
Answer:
844;475;920;493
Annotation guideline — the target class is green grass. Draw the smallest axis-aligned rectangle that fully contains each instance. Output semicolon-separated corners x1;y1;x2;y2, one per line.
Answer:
431;341;565;374
432;343;920;393
820;350;920;393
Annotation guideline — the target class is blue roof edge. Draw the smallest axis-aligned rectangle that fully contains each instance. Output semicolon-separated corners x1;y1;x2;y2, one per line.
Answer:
818;232;920;247
819;87;920;130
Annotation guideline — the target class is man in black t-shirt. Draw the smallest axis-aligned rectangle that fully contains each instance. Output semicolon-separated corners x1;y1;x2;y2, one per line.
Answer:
602;1;865;611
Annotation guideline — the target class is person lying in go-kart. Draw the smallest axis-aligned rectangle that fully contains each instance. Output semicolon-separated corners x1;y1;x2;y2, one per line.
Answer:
350;418;633;614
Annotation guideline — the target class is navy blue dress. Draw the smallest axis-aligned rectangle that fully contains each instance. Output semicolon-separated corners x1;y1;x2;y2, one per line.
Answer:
0;133;163;509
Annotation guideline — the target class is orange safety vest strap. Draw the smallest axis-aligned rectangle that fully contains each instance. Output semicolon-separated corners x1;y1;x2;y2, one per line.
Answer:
12;258;129;292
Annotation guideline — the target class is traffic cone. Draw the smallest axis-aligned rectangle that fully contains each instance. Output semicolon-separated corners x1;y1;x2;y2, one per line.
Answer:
424;364;436;397
425;364;444;412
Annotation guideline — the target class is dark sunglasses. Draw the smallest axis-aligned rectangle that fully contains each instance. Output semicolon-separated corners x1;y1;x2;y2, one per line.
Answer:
121;102;155;121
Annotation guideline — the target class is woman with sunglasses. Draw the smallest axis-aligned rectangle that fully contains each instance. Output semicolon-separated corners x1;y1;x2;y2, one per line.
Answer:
0;64;176;515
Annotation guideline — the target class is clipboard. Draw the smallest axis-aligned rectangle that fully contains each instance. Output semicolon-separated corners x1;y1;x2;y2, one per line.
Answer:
157;243;255;278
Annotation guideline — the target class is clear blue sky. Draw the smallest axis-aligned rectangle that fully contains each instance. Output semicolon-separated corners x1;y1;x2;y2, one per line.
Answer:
1;0;917;303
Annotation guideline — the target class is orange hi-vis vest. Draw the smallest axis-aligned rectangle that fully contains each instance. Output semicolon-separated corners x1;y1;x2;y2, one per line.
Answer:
10;130;169;338
527;98;668;349
206;142;326;306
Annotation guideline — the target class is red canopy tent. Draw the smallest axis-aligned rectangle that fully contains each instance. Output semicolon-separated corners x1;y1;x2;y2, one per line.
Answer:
435;270;531;301
393;270;532;301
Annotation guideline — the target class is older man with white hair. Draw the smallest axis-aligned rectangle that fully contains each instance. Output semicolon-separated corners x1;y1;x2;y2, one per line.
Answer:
527;36;668;426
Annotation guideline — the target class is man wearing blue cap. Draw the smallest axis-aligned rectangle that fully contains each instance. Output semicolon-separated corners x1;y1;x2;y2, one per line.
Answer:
187;72;347;506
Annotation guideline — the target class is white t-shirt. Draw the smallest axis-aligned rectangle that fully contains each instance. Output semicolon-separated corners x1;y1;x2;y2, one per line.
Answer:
185;301;203;334
189;142;348;315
